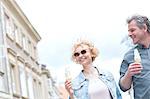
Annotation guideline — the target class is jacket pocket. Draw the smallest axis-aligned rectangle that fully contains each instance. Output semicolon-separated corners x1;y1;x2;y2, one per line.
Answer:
73;83;85;98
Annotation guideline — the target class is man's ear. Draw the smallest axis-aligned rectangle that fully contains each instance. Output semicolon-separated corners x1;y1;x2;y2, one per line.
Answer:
143;24;148;32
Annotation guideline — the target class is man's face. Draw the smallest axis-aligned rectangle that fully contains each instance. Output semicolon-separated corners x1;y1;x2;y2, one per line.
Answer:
128;20;146;44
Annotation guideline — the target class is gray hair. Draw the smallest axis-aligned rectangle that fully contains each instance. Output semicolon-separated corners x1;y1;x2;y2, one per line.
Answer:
127;15;150;33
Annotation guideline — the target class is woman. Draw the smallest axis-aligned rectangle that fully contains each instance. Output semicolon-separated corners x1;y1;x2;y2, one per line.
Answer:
65;40;122;99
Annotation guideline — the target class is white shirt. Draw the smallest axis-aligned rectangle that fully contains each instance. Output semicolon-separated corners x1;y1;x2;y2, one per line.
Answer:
88;77;111;99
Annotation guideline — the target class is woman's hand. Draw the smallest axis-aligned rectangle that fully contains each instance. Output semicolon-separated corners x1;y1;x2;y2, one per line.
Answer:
65;80;74;98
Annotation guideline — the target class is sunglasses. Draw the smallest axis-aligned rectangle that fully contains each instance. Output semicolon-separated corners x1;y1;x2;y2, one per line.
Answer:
74;50;86;57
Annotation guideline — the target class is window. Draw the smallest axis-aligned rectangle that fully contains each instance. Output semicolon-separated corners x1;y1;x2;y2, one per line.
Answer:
22;34;29;52
10;64;17;94
32;79;42;99
28;40;32;56
36;82;42;99
16;29;22;47
47;79;54;96
4;13;13;39
30;43;36;59
22;34;26;50
0;58;7;92
34;46;37;59
0;28;4;45
0;46;4;72
18;62;28;97
38;82;42;99
14;26;22;47
30;43;34;58
27;73;34;99
13;23;20;43
33;79;37;99
26;37;29;53
0;47;8;92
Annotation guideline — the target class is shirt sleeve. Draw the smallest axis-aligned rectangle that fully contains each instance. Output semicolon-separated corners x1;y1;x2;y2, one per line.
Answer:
119;59;130;91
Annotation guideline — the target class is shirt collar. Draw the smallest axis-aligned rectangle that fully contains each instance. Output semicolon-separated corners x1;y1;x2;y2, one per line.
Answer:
136;44;150;49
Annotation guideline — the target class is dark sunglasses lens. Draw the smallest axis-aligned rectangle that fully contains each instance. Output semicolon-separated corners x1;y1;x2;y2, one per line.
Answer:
81;50;86;54
74;53;79;57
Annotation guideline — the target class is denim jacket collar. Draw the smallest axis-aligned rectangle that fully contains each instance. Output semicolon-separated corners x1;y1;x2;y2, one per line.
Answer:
77;66;104;83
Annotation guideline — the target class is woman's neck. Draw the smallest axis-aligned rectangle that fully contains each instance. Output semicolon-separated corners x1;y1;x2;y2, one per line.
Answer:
83;66;94;74
83;63;93;73
83;65;99;79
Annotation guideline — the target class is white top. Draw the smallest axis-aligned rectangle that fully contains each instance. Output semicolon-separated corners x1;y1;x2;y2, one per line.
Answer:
88;77;111;99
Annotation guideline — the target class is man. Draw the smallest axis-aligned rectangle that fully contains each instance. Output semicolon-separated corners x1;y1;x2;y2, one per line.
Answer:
119;15;150;99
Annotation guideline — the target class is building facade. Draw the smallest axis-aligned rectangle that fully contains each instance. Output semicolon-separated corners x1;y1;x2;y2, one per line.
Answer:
41;64;61;99
0;0;43;99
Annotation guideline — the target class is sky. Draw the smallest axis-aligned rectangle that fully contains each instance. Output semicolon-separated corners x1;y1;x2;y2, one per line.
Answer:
16;0;150;76
16;0;150;98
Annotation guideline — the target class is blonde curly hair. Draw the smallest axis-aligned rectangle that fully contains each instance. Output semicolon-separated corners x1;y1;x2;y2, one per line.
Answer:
71;39;99;63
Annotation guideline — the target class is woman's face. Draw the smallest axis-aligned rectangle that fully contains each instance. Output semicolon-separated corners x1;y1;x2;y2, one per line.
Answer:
73;44;93;66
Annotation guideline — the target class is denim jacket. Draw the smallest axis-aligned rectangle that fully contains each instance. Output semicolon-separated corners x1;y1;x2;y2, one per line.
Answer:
70;67;122;99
